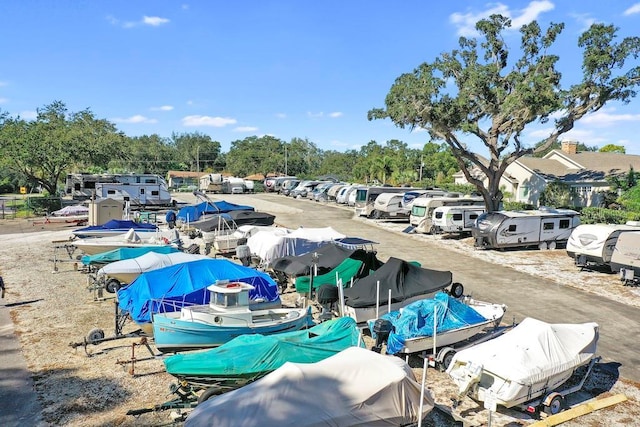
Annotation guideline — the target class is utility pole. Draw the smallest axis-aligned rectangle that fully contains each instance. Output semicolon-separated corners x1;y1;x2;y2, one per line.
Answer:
284;144;288;176
419;155;424;181
196;146;200;172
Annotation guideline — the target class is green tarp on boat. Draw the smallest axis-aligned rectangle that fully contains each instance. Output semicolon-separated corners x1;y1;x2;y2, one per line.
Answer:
164;317;362;382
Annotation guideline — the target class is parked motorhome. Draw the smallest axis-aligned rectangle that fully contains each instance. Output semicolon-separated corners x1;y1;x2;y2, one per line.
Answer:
66;173;173;207
354;186;422;218
566;222;640;269
472;208;581;250
222;177;247;194
370;192;411;220
337;185;357;204
432;205;487;235
280;179;300;196
610;231;640;285
199;173;224;193
264;176;298;193
410;196;485;234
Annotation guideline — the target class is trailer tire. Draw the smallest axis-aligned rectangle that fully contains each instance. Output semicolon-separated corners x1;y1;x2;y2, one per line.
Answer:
105;279;121;293
450;282;464;298
548;241;557;250
543;394;564;415
441;349;456;371
86;328;105;344
198;385;224;404
538;242;548;250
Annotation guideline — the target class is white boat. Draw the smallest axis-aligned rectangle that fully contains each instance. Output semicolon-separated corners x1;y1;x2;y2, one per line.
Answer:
97;251;209;287
213;225;279;254
73;229;182;255
184;346;434;427
447;317;599;412
370;293;506;356
152;281;312;352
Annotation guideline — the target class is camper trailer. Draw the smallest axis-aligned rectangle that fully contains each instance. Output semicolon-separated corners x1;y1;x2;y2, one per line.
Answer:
354;186;422;218
222;177;247;194
370;192;411;220
431;205;487;235
410;196;485;234
472;208;581;250
199;173;224;193
610;231;640;285
566;222;640;269
66;173;173;207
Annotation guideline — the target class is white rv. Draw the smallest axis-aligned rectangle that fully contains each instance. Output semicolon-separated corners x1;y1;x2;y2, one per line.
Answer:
472;208;581;250
222;177;247;194
354;186;422;218
610;231;640;285
410;196;485;234
369;192;410;220
431;205;486;235
566;222;640;269
199;173;223;193
72;173;173;207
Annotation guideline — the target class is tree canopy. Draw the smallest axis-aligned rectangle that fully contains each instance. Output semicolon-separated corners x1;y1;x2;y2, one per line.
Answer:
368;15;640;211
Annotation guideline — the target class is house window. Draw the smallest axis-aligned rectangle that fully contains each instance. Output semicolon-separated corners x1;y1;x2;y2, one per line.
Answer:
559;219;570;229
575;186;592;194
508;224;517;232
543;222;554;230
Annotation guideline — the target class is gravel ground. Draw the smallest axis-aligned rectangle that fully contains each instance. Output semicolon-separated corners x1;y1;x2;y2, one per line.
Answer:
1;199;639;426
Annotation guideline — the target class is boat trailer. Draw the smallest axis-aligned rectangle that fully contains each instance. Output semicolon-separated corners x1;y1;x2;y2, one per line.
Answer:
69;301;153;356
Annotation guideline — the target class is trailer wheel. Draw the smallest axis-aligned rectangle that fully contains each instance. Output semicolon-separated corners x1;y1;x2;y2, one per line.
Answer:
548;241;557;250
450;282;464;298
86;328;105;344
543;394;564;415
538;242;548;250
105;279;121;293
441;349;456;371
198;385;224;404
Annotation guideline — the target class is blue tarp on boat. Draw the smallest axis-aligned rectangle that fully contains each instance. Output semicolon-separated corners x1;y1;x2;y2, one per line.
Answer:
176;201;254;222
117;259;279;324
370;292;487;355
81;246;181;266
73;219;158;237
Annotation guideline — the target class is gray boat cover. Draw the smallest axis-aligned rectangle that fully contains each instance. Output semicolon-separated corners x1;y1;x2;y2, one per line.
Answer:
271;243;355;277
344;257;452;308
98;252;208;280
185;346;434;427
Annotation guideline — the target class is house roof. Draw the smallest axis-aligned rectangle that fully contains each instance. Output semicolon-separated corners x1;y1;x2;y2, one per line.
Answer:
166;170;203;178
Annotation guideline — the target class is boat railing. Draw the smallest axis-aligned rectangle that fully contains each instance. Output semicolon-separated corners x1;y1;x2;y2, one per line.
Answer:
152;296;207;316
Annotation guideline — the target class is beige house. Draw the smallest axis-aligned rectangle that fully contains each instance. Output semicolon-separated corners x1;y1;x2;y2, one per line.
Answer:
166;170;203;189
454;141;640;207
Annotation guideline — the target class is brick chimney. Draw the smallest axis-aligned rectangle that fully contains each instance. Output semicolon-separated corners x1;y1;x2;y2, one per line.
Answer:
561;140;578;155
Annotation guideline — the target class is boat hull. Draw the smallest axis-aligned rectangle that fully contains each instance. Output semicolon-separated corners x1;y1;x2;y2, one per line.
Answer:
152;309;312;352
344;293;433;324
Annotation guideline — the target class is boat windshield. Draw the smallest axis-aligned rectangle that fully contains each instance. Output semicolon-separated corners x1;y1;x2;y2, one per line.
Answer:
212;292;239;307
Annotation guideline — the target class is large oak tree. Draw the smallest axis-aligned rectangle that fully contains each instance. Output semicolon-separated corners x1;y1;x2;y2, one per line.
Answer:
369;15;640;211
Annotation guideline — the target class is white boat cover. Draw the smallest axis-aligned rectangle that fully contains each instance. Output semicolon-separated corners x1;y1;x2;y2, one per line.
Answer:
185;346;434;427
447;317;598;401
98;252;208;279
247;227;346;267
51;205;89;216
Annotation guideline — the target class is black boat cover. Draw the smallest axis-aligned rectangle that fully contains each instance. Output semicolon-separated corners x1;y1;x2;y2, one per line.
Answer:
271;243;355;277
196;211;276;232
343;257;452;308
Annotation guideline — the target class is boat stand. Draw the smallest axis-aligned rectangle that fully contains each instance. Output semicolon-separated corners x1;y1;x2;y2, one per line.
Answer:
126;382;199;421
50;240;79;273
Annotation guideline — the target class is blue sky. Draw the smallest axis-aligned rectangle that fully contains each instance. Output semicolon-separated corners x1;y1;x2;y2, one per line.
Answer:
1;1;640;155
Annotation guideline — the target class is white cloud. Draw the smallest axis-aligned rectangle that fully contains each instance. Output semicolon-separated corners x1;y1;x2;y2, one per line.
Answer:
0;97;7;104
143;16;170;26
561;129;608;145
182;115;236;127
581;109;640;126
450;1;554;37
570;13;596;33
111;115;157;124
307;112;324;118
624;3;640;15
275;113;287;119
19;110;37;120
107;14;169;28
528;127;554;138
328;112;343;118
151;105;174;111
234;126;259;132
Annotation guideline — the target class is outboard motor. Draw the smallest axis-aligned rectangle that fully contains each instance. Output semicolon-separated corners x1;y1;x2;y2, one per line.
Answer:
236;245;252;267
316;284;339;322
372;318;393;353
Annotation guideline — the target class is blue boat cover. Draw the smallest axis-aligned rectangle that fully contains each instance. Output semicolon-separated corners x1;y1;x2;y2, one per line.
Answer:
81;246;181;266
370;292;487;355
117;258;279;324
74;219;158;236
177;201;254;222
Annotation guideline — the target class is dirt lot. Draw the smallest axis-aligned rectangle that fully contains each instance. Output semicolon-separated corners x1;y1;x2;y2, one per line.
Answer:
1;198;639;426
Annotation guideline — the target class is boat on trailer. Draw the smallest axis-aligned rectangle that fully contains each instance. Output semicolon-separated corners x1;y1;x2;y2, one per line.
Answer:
152;281;313;352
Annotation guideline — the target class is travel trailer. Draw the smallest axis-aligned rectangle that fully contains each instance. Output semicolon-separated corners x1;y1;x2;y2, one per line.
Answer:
431;205;487;235
472;208;581;250
566;222;640;269
370;192;411;220
264;176;297;193
410;196;485;234
199;173;224;193
65;173;173;207
222;177;247;194
354;186;422;218
609;231;640;285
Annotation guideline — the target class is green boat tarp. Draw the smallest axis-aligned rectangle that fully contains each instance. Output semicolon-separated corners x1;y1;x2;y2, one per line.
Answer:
294;251;383;294
164;317;362;381
80;246;181;266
